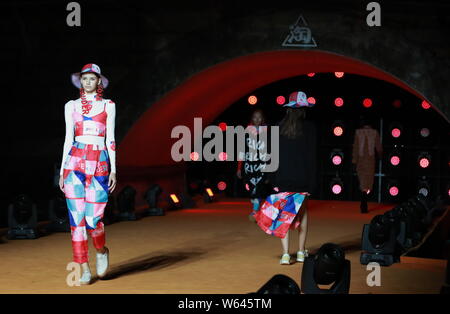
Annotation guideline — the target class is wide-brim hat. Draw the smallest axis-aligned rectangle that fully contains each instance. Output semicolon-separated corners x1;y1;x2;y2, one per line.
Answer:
283;91;314;108
71;63;109;89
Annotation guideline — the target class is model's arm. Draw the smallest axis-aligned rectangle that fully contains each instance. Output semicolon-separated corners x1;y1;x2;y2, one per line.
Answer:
60;101;75;175
105;100;116;173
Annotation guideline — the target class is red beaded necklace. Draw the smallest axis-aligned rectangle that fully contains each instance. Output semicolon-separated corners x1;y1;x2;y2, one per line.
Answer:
80;83;104;115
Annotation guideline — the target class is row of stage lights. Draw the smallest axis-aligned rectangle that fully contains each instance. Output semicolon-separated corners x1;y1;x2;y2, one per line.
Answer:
250;94;432;110
328;176;448;199
246;71;433;110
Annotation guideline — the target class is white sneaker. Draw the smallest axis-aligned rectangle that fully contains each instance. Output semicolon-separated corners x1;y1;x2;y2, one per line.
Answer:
96;247;109;278
296;250;309;262
79;270;92;285
280;253;291;265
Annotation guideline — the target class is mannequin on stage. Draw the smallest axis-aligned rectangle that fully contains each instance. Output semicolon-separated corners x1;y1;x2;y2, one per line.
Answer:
59;63;117;284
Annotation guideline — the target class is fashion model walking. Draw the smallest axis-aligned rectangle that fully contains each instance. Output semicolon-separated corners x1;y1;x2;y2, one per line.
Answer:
59;63;117;284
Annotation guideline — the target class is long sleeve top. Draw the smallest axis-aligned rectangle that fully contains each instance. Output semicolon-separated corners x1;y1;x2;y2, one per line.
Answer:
60;93;116;175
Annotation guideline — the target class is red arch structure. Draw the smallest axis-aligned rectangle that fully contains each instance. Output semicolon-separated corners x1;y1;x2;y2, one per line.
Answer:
118;50;429;169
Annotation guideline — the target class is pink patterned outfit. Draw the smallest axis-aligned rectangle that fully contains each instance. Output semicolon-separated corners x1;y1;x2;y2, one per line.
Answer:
60;93;116;263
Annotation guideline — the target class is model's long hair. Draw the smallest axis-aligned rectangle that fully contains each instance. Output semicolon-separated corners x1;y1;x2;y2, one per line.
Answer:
280;108;306;139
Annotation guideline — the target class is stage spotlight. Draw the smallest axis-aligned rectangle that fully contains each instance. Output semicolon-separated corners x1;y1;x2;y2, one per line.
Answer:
332;121;344;137
301;243;351;294
360;215;399;266
418;152;431;168
388;149;402;167
218;152;228;161
190;152;199;161
419;127;430;138
363;98;372;108
421;100;431;110
330;149;344;166
330;177;344;195
307;72;315;77
276;96;285;105
144;184;164;216
203;188;215;203
218;122;227;131
248;95;258;105
217;181;227;191
169;193;182;209
334;72;344;78
334;97;344;107
417;179;431;197
8;194;39;239
169;193;195;209
307;97;316;105
48;193;70;232
387;179;400;198
117;185;137;221
255;274;300;294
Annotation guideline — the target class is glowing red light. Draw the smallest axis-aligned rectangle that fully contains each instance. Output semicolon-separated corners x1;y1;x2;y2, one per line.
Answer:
333;126;344;136
334;97;344;107
419;158;430;168
391;128;401;138
421;100;431;110
332;184;342;194
363;98;372;108
332;155;342;165
218;152;228;161
307;73;315;77
389;186;399;196
245;184;250;191
190;152;199;161
307;97;316;104
334;72;344;78
390;156;400;166
218;122;227;131
217;181;227;191
248;95;257;105
448;189;450;197
276;96;285;105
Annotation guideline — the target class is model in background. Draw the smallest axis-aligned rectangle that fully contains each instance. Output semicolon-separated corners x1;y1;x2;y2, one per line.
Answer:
352;116;382;213
237;109;271;221
254;91;317;265
59;64;117;284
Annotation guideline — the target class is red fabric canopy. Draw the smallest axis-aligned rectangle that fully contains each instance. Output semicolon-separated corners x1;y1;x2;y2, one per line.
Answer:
118;50;428;167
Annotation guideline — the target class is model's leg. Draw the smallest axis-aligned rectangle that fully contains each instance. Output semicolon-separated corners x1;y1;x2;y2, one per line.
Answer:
298;208;308;252
281;231;289;255
85;148;110;277
64;170;90;265
85;176;108;253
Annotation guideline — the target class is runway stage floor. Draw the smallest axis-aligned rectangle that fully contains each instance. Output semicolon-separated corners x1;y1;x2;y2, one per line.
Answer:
0;198;446;294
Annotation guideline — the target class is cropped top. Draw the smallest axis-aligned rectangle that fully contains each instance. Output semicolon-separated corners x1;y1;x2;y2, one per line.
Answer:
60;92;116;175
73;101;107;137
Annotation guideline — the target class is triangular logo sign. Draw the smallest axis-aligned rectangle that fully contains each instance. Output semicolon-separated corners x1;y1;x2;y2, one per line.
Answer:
282;15;318;48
